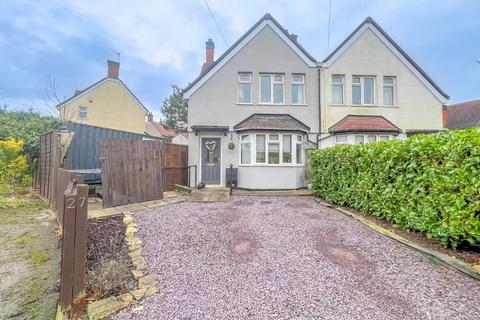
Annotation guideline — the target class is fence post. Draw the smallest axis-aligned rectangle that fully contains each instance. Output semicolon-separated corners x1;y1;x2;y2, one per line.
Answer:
59;181;89;317
71;184;88;317
59;181;76;312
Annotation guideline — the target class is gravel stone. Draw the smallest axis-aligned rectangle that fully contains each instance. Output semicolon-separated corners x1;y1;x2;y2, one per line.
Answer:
114;196;480;320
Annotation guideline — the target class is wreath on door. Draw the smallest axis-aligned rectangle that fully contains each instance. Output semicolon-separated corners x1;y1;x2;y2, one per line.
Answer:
205;140;216;152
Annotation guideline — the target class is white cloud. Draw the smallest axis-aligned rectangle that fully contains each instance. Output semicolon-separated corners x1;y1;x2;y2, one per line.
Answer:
65;0;211;71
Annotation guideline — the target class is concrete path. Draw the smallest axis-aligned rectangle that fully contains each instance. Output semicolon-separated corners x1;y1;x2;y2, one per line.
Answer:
189;187;230;202
115;196;480;320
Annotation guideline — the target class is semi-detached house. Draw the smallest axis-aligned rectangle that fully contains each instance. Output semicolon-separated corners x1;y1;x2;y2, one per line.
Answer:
184;13;449;190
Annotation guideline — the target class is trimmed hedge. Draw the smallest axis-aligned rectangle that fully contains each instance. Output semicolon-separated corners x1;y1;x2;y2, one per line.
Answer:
309;128;480;248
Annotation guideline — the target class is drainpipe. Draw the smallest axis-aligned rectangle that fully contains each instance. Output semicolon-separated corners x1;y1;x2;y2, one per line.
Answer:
317;67;322;149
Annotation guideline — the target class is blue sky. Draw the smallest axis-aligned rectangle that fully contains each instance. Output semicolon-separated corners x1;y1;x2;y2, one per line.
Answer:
1;0;479;118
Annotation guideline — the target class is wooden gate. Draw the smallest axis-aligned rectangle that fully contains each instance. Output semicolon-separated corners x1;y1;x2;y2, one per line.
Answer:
163;143;188;191
101;139;164;208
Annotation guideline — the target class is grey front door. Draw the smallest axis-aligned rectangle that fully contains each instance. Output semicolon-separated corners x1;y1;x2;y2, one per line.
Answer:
201;137;221;185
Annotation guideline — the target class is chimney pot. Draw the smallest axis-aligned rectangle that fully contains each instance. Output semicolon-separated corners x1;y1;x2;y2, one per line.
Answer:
147;112;153;122
107;60;120;79
201;39;215;74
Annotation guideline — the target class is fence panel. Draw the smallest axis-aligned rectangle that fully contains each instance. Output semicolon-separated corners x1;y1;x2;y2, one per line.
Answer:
163;143;188;191
101;139;164;208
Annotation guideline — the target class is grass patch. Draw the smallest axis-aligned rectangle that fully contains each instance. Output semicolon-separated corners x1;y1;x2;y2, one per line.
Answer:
0;184;47;210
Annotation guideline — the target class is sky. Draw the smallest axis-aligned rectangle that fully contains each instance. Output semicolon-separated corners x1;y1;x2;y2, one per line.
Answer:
1;0;479;118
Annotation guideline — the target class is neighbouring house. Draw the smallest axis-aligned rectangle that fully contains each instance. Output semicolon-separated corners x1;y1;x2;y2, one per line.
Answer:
145;113;189;145
57;60;149;134
184;14;449;189
445;99;480;129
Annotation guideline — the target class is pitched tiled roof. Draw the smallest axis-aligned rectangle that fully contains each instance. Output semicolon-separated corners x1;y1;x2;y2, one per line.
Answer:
148;121;178;137
184;13;316;96
446;99;480;129
234;114;310;132
56;77;149;112
323;17;449;100
329;115;400;133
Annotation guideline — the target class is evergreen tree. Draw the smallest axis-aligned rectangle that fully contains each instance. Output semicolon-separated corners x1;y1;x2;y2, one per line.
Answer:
160;85;187;131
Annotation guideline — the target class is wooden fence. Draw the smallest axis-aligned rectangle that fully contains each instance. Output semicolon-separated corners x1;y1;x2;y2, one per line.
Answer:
38;130;62;207
59;181;88;318
163;143;188;191
101;139;165;208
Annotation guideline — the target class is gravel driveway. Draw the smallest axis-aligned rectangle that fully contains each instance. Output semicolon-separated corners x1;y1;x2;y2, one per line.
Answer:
114;196;480;320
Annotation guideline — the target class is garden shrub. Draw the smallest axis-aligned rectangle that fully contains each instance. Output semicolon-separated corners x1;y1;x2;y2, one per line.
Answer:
309;128;480;248
0;137;32;192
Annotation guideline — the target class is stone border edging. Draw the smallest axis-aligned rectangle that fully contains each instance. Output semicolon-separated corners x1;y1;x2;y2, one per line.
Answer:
86;212;159;319
321;201;480;281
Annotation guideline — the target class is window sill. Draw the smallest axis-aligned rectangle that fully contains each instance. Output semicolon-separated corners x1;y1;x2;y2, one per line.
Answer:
291;103;308;106
381;105;398;108
239;164;305;167
258;103;287;106
350;104;380;108
330;104;347;107
236;103;254;105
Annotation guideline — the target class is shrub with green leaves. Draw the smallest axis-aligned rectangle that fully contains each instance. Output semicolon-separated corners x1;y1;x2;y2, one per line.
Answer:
309;128;480;248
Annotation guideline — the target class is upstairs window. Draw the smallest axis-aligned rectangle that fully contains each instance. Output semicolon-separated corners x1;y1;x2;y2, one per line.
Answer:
331;75;345;104
352;76;375;105
383;77;395;106
291;74;305;104
238;73;252;103
260;74;284;104
78;106;88;119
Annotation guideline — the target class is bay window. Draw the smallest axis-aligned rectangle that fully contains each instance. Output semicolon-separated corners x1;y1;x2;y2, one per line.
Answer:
296;135;303;164
282;135;292;163
268;134;280;164
355;135;365;145
240;133;304;165
256;134;266;163
240;135;251;164
291;74;305;104
238;73;252;103
260;74;284;104
352;76;375;105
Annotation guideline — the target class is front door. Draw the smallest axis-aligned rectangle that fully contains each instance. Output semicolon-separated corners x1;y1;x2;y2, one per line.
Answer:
201;137;221;185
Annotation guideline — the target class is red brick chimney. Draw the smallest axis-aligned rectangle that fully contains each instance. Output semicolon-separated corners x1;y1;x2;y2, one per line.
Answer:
147;112;153;122
107;60;120;79
201;39;215;74
442;105;448;128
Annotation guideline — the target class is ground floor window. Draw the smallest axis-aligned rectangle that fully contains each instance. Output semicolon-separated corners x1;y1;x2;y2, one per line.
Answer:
335;134;392;146
240;132;304;165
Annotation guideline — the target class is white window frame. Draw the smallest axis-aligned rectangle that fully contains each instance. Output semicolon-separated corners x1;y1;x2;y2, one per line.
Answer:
291;74;305;105
335;135;348;144
352;76;376;106
78;106;88;119
237;72;252;104
295;135;303;164
259;74;284;105
383;76;396;106
352;134;392;144
239;134;251;164
331;75;345;105
239;133;304;166
355;135;365;145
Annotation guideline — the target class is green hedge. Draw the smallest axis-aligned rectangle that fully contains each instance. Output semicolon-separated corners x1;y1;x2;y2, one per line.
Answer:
309;128;480;248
